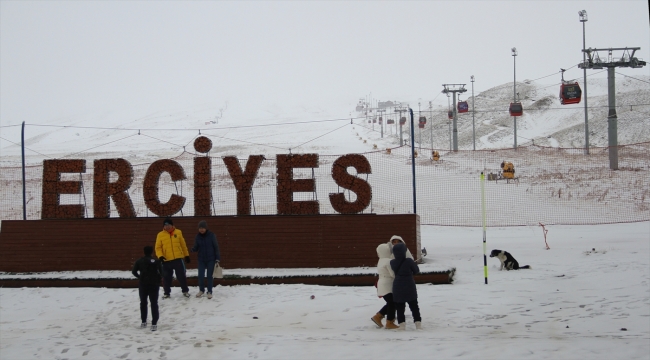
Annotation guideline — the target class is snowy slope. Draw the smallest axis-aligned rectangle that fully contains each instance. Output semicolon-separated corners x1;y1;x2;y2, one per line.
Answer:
1;222;648;359
1;76;648;166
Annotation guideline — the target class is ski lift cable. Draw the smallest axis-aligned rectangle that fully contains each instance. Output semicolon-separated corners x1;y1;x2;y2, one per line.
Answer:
0;136;54;159
16;117;360;132
138;133;186;149
199;132;287;151
61;133;139;159
292;122;352;149
615;72;650;84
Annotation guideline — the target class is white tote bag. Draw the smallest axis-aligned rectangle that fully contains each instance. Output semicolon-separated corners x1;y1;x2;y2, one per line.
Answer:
213;262;223;279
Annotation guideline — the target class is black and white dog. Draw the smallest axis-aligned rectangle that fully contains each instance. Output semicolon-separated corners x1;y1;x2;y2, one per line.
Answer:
489;249;531;270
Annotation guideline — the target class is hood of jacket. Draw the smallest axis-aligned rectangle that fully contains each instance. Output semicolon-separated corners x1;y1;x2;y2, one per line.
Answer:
392;243;407;260
376;244;391;259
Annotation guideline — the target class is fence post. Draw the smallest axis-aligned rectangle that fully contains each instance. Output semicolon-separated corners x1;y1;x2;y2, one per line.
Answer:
409;108;416;214
21;121;26;220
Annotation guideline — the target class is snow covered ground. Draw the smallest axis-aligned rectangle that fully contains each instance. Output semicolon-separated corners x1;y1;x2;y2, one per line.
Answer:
2;222;648;360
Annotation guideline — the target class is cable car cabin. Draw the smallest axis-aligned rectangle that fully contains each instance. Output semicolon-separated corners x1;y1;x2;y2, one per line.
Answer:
418;123;425;129
399;117;406;125
378;117;383;124
560;82;582;105
372;119;376;123
419;116;427;125
500;161;515;179
368;119;371;123
448;110;454;120
432;150;440;161
509;102;523;116
387;119;395;124
458;101;469;113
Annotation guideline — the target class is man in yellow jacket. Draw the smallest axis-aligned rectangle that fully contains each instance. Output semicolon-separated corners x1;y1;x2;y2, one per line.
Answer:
155;218;191;299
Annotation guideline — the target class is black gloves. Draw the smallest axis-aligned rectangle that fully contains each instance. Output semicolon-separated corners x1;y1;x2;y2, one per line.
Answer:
159;256;166;262
185;256;191;264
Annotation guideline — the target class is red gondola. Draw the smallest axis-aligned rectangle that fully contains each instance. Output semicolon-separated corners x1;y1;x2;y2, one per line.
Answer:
419;116;427;125
447;110;453;120
509;102;523;117
560;82;582;105
418;123;425;129
387;119;395;124
458;101;469;113
399;117;406;125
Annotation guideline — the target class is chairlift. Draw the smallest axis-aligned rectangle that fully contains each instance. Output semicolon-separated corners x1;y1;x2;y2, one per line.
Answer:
559;69;582;105
399;117;406;125
509;102;523;116
458;101;469;113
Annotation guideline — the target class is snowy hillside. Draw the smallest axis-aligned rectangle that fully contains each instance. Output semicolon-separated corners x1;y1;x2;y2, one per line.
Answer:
355;75;650;152
1;76;649;166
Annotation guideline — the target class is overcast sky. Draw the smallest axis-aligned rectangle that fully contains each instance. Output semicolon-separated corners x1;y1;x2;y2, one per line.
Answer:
1;1;648;126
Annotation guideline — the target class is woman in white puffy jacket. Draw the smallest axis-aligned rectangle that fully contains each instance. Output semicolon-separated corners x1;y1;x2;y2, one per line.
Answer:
387;235;414;260
371;243;399;329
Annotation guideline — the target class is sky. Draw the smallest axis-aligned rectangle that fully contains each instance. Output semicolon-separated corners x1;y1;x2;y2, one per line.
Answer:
1;1;649;126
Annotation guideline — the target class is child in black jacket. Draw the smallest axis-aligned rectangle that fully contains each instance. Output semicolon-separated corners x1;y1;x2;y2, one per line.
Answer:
132;245;163;331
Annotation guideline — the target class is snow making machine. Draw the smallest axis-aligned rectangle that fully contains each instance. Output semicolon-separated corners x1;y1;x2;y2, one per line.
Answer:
496;161;519;184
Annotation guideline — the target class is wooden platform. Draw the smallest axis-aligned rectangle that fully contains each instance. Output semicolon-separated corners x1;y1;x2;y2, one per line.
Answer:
0;269;454;288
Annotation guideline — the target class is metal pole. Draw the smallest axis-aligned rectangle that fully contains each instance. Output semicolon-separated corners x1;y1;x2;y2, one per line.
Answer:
418;102;421;153
447;95;452;151
607;67;618;170
471;76;476;150
481;171;488;284
21;121;27;220
513;51;518;150
429;101;433;151
582;17;590;155
409;108;416;214
452;92;458;151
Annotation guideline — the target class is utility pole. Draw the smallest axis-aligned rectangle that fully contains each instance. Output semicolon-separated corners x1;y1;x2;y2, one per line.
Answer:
471;75;476;151
395;107;408;146
446;94;452;151
512;47;518;150
579;10;589;155
579;47;646;170
442;84;467;151
418;102;421;153
429;101;433;151
378;108;386;138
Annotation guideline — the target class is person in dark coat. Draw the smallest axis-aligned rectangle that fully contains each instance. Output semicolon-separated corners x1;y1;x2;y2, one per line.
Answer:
390;242;422;330
190;220;220;299
132;245;163;331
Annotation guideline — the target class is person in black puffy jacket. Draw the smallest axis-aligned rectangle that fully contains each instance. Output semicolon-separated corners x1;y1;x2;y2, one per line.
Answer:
390;243;422;330
132;245;163;331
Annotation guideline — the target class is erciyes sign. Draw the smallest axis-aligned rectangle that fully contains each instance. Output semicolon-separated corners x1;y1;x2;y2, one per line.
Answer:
41;136;372;219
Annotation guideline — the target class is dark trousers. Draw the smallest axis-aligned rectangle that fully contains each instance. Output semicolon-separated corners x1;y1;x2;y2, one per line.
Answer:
378;293;396;321
139;283;159;325
197;259;216;293
162;258;189;295
395;299;421;324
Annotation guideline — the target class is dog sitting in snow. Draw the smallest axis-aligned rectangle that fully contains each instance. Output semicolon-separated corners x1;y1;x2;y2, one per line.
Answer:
489;249;531;270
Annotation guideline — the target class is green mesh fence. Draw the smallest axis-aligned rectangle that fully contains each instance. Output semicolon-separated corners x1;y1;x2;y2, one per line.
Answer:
1;142;648;226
